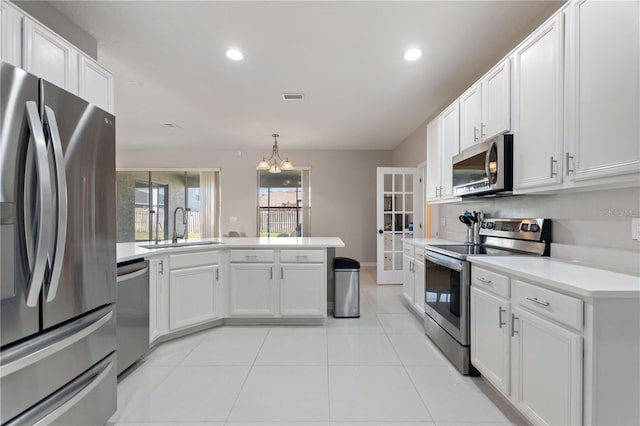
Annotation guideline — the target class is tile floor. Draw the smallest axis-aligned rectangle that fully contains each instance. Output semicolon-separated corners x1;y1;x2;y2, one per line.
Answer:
108;267;525;426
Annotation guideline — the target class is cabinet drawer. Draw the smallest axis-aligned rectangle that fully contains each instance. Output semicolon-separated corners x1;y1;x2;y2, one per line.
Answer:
280;250;325;263
230;249;275;262
471;266;510;299
513;279;583;330
170;250;218;269
403;243;415;257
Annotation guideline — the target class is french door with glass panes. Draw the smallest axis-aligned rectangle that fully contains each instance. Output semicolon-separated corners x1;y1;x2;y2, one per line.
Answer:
376;167;418;284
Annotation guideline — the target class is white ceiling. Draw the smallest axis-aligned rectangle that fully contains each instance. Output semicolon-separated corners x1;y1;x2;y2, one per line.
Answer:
50;1;563;151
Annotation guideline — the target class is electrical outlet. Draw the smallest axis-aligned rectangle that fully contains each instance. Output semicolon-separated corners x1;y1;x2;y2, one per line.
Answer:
632;218;640;241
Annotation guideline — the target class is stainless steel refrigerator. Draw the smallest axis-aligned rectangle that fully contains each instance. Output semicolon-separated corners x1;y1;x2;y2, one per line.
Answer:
0;61;117;425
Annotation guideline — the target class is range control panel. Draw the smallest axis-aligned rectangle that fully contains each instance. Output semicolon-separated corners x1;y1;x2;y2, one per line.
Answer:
479;218;551;242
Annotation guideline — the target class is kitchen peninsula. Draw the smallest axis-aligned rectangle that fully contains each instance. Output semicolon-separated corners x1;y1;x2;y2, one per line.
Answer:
117;237;345;345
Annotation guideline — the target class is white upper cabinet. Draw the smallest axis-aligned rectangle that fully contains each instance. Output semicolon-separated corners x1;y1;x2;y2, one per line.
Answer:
23;17;78;94
460;59;512;151
564;0;640;182
79;55;114;113
460;83;482;151
512;14;565;191
426;102;461;204
426;117;442;201
0;1;22;67
482;59;511;141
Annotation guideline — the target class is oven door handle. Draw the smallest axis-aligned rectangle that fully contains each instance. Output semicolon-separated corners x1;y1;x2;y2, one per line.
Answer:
425;251;463;272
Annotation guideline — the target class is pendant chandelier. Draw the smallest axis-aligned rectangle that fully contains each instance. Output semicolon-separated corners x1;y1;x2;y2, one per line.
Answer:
256;133;294;174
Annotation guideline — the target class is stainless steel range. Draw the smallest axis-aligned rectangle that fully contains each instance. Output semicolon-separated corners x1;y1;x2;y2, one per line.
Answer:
423;218;551;375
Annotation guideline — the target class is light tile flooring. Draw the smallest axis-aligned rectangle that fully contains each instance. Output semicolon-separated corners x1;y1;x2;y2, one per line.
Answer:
109;267;525;426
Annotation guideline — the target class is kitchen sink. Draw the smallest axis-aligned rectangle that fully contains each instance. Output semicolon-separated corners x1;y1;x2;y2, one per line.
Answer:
138;241;225;249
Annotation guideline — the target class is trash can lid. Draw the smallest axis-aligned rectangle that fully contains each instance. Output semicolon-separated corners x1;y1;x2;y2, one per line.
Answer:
334;257;360;269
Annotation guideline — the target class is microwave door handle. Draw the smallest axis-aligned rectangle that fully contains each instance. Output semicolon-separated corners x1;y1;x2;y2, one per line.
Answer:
43;106;68;302
484;140;496;183
425;252;463;272
23;101;54;307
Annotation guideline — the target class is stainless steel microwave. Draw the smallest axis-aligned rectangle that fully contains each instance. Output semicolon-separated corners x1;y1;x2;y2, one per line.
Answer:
452;134;513;197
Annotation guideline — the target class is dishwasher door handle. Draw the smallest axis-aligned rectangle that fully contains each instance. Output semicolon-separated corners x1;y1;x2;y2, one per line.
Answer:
117;267;149;283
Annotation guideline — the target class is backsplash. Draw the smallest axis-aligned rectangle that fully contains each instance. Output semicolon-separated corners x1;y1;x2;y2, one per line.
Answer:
438;186;640;253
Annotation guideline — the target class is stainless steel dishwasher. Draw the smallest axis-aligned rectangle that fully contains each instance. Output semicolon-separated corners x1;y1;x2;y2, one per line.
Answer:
116;259;150;375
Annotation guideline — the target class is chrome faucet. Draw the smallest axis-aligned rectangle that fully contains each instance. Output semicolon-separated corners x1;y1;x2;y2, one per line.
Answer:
172;206;188;243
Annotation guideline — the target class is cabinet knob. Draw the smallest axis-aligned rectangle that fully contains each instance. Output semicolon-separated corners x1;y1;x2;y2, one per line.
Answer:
378;229;383;234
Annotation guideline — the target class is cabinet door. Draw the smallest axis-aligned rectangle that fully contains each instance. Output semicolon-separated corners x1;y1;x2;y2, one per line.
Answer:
564;0;640;182
470;287;510;395
402;254;414;304
412;258;425;314
511;307;583;426
440;102;460;197
280;263;325;317
78;55;113;113
169;264;219;330
0;1;23;67
460;83;482;151
148;258;163;343
229;263;275;316
426;117;441;201
513;15;564;190
23;18;78;94
482;59;511;140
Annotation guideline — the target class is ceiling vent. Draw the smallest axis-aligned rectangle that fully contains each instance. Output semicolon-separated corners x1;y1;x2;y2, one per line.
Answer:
282;93;304;101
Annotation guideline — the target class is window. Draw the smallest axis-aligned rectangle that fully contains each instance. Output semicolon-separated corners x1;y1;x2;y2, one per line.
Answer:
257;168;311;237
116;169;220;243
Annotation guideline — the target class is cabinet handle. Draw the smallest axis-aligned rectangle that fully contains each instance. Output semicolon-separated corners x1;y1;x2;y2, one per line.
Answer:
435;186;439;197
478;277;492;285
526;297;550;307
550;156;558;177
159;260;164;275
215;268;219;281
511;314;518;337
439;186;444;197
498;307;506;328
281;267;284;279
245;255;258;260
565;152;574;176
473;126;479;142
270;267;273;280
295;255;308;260
481;123;487;138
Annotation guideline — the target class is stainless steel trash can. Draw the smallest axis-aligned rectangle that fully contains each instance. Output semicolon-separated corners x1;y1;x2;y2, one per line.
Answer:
333;257;360;318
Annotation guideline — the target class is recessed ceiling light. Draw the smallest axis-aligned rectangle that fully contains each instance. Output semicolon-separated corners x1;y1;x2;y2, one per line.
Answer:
225;49;244;61
403;48;422;62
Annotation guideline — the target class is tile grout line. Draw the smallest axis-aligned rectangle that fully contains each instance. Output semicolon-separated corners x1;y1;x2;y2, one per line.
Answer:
222;327;272;425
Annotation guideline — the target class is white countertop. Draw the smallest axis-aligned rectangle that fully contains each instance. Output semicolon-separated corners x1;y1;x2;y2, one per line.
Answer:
469;256;640;299
402;237;467;247
117;237;345;263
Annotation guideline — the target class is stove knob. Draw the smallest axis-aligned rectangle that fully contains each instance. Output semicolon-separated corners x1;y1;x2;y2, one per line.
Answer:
529;224;540;232
487;222;494;229
520;223;530;231
481;223;487;229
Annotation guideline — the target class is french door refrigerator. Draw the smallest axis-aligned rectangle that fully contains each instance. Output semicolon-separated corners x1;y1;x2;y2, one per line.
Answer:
0;61;117;425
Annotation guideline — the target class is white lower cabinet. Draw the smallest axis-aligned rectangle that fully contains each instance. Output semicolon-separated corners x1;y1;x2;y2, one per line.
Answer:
470;286;510;395
229;263;275;317
280;263;325;317
169;264;219;330
149;256;168;344
470;265;583;426
412;258;425;314
402;253;414;303
511;307;582;426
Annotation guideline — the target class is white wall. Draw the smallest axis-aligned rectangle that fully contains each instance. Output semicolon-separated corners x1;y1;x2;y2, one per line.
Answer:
117;148;392;263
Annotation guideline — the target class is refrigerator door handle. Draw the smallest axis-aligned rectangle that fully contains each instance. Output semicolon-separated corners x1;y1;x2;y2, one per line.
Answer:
0;310;113;378
23;101;54;307
43;106;68;302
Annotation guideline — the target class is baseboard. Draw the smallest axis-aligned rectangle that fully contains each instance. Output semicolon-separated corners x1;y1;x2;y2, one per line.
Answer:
360;262;376;267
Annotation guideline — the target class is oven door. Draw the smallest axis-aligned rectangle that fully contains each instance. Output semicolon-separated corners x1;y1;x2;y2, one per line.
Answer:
424;250;470;345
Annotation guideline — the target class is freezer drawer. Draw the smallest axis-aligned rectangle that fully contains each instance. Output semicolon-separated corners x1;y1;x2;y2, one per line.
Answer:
0;305;116;423
3;352;117;426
